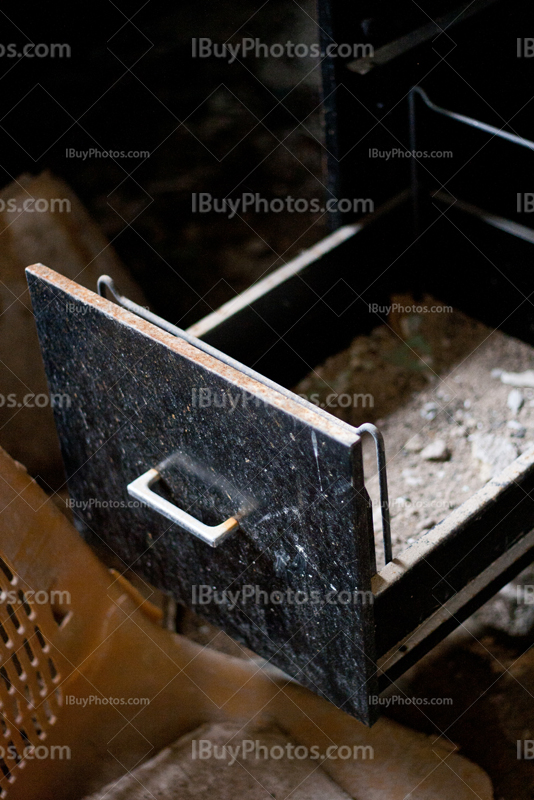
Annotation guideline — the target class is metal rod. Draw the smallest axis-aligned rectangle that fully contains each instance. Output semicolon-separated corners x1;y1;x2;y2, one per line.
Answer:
412;85;534;152
434;190;534;245
355;423;392;565
347;0;499;75
408;88;420;238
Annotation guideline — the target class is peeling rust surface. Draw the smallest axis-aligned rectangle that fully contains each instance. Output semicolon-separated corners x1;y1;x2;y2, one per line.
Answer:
27;266;378;724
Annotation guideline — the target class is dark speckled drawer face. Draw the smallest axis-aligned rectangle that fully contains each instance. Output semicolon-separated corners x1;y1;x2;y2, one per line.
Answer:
27;265;378;724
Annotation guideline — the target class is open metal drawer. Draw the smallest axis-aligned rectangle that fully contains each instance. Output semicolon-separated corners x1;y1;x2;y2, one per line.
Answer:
27;184;534;725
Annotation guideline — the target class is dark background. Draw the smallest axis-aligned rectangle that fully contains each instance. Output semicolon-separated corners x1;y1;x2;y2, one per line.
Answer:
0;1;327;327
3;0;534;329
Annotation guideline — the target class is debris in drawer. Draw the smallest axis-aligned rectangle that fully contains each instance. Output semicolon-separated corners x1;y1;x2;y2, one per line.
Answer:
293;296;534;569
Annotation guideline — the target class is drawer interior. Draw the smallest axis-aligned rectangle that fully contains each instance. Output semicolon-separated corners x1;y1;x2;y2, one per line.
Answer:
189;191;534;387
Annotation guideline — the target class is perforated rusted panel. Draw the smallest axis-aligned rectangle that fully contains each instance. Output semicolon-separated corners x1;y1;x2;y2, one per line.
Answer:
0;554;63;797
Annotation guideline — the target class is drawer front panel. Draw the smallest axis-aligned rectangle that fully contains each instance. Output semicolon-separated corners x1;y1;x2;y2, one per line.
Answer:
27;265;377;723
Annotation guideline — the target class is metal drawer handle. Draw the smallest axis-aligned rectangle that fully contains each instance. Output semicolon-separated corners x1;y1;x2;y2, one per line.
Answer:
127;468;239;547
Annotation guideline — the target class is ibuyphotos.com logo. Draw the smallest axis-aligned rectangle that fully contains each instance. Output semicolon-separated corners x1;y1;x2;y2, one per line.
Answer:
191;38;373;63
191;739;374;763
192;585;374;609
191;193;374;219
